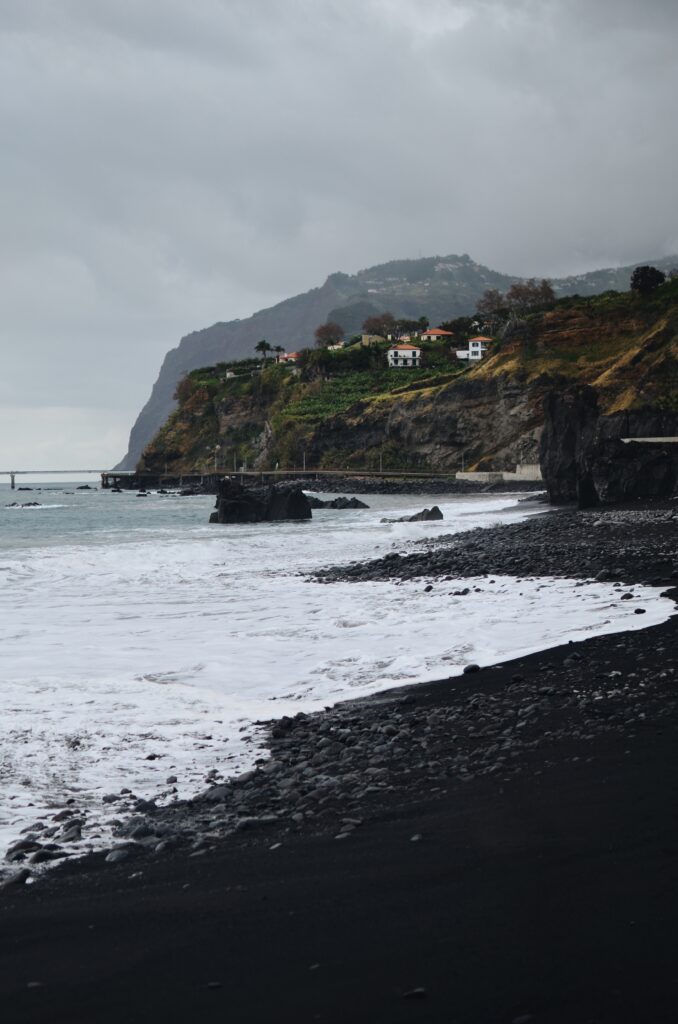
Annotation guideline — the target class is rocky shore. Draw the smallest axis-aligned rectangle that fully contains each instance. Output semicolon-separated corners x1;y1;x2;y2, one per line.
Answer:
1;502;677;1023
316;501;678;584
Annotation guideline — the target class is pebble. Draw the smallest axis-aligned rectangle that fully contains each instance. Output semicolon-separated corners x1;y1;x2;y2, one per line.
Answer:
105;848;130;864
1;868;31;888
403;987;427;999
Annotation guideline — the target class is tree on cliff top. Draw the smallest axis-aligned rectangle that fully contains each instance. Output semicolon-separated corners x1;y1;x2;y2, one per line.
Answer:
314;321;345;348
475;288;505;316
505;278;555;314
255;339;272;361
630;265;666;296
440;315;475;339
362;312;396;338
475;280;554;320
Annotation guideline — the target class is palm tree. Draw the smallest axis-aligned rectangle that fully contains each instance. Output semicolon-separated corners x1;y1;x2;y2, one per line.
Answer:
255;339;272;361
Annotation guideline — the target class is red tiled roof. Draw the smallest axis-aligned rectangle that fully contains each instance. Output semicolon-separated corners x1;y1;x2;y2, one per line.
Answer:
423;328;454;336
468;336;493;342
390;344;420;351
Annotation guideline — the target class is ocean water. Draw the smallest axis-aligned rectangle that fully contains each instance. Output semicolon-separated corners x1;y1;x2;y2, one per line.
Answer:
0;481;673;863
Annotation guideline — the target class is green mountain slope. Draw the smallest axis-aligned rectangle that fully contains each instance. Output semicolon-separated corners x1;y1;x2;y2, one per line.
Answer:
117;252;678;469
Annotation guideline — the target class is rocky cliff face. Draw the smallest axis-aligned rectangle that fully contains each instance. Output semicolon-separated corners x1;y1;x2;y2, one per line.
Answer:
539;387;678;506
304;374;545;472
117;253;678;469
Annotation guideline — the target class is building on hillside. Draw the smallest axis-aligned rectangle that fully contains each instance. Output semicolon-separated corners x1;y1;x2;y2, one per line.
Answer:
385;331;422;343
387;343;422;368
326;342;346;351
420;328;455;341
276;351;302;364
455;336;493;361
361;333;384;347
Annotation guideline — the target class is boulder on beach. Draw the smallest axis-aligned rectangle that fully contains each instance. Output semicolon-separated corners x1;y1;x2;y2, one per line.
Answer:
381;505;443;523
306;495;369;509
210;479;312;524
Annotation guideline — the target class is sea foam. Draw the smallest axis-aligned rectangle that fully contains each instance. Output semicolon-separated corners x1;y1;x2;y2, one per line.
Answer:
0;488;673;864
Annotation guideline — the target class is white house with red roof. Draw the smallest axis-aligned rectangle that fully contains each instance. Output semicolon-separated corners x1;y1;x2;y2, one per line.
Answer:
455;336;493;361
387;343;422;368
276;351;302;364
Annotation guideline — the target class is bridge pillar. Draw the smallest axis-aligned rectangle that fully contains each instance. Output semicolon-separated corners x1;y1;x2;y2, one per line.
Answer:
10;472;15;490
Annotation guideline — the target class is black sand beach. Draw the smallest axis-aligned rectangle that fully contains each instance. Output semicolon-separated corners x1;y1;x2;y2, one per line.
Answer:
1;502;677;1024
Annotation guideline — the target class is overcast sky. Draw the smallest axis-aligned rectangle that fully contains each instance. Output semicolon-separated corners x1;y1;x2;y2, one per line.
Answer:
1;0;677;471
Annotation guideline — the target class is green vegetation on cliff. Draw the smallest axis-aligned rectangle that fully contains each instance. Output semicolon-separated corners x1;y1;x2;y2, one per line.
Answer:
140;339;466;473
139;280;678;476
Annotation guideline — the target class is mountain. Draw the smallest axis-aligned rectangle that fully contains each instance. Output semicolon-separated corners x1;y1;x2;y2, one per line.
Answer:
139;281;678;482
115;253;678;469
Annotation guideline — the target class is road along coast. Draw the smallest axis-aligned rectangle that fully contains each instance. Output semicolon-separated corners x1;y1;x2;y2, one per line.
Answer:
0;501;676;1023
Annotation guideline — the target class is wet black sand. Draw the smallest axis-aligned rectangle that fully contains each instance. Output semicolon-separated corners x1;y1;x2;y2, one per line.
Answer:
0;501;677;1024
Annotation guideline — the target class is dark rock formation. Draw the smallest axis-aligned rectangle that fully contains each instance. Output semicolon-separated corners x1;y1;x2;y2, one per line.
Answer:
590;440;677;505
209;480;312;524
539;386;600;505
381;505;443;523
306;495;369;509
539;386;678;506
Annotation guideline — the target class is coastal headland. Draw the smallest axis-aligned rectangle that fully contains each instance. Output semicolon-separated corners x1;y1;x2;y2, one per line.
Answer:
0;499;676;1023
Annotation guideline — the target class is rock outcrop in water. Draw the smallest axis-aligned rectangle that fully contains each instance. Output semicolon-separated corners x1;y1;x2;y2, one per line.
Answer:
306;495;369;509
209;480;312;524
381;505;443;523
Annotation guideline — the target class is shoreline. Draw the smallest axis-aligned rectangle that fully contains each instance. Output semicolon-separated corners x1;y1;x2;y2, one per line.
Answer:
1;501;677;1022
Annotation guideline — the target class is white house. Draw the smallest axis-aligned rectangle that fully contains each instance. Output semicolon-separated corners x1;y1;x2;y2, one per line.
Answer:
387;343;422;368
456;336;492;361
276;351;302;364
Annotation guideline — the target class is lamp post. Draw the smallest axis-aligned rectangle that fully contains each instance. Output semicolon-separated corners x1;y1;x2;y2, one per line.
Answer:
207;445;221;473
